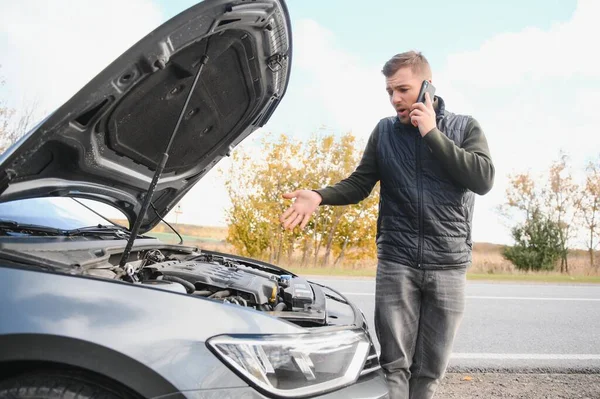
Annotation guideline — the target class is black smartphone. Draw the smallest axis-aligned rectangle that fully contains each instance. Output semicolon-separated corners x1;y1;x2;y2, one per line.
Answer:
416;80;436;103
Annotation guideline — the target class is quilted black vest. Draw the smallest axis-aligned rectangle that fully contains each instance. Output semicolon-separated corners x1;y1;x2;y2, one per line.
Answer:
376;96;474;269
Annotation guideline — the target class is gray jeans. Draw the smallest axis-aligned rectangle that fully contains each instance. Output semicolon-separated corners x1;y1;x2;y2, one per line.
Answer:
374;259;467;399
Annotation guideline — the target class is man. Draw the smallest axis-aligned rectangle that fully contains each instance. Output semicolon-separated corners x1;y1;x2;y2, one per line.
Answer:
280;51;494;398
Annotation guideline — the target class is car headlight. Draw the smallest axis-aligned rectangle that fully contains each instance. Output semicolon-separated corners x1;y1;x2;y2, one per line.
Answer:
207;329;370;398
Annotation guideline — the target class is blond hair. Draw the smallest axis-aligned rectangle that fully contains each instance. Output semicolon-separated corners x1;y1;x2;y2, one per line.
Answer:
382;51;432;79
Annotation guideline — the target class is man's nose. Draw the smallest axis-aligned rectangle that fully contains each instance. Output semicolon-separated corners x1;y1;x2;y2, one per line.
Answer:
392;91;402;105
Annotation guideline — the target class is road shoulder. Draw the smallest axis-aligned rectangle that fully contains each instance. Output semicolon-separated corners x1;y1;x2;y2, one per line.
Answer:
438;373;600;398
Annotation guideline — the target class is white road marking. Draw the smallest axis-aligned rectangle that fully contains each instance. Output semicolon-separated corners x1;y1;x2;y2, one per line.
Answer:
467;296;600;301
371;352;600;360
340;292;600;301
309;279;375;284
338;292;373;296
451;353;600;360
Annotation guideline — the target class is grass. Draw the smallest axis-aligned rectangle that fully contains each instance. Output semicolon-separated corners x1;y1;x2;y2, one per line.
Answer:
140;224;600;284
284;268;600;283
466;273;600;283
286;267;377;278
146;231;222;243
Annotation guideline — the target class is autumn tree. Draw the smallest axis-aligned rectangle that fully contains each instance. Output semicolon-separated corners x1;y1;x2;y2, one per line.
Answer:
301;133;373;267
575;158;600;268
331;185;379;266
0;65;12;151
543;153;578;273
0;66;39;153
224;131;379;267
500;172;538;223
225;134;305;260
502;153;586;273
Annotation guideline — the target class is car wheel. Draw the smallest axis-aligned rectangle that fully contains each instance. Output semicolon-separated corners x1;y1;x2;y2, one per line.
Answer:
0;370;134;399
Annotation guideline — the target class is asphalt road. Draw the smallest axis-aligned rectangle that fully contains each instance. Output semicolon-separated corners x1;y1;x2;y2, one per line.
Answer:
311;277;600;372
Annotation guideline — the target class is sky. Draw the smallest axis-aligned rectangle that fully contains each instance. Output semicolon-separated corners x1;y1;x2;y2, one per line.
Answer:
0;0;598;246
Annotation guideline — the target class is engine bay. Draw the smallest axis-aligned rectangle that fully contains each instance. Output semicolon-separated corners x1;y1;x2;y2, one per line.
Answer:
0;235;357;328
119;249;333;326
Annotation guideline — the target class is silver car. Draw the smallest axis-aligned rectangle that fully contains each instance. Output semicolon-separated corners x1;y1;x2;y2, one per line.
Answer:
0;0;388;398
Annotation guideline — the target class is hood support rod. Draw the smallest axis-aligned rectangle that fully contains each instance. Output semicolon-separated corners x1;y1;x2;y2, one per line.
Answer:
118;54;209;268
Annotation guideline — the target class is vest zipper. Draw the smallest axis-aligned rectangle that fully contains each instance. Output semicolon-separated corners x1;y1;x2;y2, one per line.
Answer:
416;134;424;268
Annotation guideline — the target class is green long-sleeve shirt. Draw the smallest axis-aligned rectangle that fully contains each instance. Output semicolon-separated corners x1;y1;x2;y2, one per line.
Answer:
315;117;494;205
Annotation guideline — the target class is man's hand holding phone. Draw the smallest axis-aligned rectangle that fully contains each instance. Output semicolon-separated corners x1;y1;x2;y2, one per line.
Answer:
410;92;436;137
411;80;437;137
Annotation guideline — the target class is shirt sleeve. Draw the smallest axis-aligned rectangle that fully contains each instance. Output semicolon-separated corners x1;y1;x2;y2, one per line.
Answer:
423;117;495;195
314;124;381;205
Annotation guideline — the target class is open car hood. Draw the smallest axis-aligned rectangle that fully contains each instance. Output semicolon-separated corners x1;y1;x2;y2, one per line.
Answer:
0;0;291;233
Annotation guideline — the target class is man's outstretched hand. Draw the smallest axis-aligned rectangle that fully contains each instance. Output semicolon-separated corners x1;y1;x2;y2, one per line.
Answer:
280;190;322;230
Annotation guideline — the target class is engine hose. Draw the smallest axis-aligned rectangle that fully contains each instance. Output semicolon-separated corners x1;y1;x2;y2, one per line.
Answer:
225;297;248;307
209;289;231;299
161;275;195;294
274;302;286;312
192;290;212;296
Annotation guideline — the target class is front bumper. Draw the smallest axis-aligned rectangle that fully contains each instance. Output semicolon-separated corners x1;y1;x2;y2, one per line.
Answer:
153;275;388;399
152;369;388;399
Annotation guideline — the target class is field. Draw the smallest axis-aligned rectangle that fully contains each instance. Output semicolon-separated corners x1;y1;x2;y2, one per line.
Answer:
139;222;600;282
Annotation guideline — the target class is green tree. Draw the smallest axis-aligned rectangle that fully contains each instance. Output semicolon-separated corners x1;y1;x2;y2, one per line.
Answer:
503;208;562;271
501;152;583;273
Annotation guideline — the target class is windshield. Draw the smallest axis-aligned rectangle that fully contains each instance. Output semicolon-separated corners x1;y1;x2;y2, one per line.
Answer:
0;197;129;230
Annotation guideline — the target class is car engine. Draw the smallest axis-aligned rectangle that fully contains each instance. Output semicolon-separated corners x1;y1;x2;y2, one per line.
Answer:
131;250;329;326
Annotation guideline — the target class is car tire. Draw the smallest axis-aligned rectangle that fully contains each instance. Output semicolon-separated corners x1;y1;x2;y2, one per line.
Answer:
0;370;134;399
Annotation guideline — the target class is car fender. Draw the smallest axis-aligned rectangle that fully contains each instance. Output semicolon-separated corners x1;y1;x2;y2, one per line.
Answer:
0;266;303;394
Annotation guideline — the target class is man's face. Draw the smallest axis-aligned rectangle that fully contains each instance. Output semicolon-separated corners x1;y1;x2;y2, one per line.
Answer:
385;67;428;124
